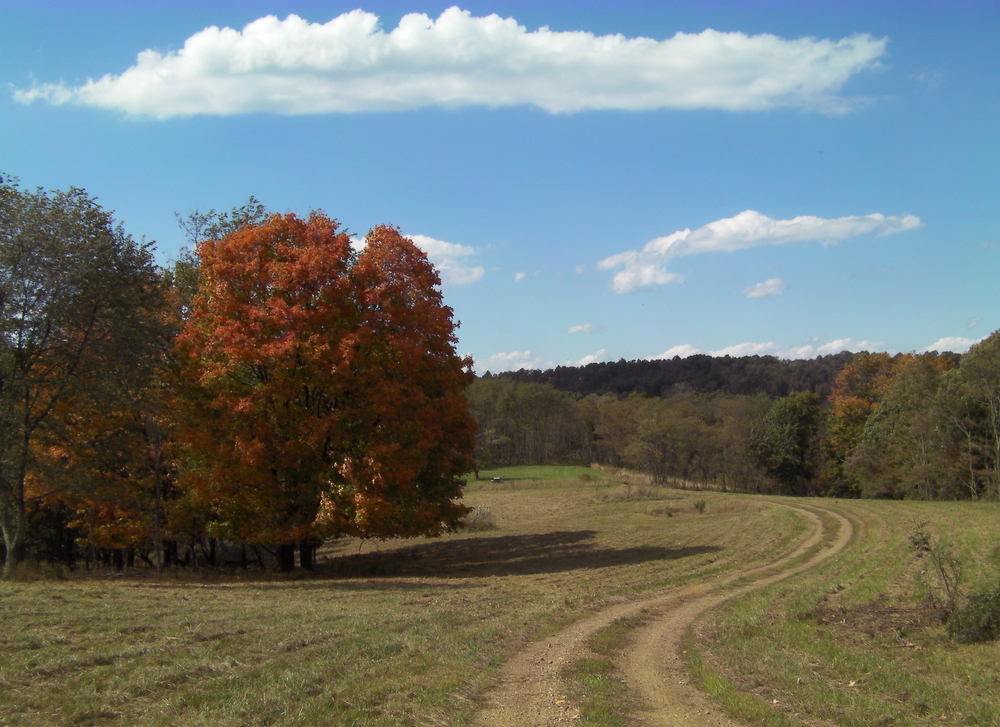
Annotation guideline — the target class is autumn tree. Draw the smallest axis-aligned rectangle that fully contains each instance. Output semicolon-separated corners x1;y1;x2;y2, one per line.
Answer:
38;318;181;570
845;355;954;499
0;175;164;578
821;352;896;494
177;215;476;571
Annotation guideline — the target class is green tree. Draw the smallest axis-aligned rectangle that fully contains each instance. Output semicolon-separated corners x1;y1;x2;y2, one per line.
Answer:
747;391;822;495
951;331;1000;496
847;355;953;499
0;175;164;578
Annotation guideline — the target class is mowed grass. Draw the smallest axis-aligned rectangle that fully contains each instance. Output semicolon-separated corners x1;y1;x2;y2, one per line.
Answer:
694;499;1000;726
0;467;804;727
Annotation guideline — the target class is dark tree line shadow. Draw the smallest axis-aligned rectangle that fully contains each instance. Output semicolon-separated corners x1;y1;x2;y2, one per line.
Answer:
315;530;721;580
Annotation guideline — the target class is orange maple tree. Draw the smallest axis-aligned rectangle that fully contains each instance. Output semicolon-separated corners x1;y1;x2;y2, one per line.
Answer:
176;214;476;570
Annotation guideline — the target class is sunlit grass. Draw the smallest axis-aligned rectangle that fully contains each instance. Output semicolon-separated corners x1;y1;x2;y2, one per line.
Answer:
694;499;1000;726
0;467;804;726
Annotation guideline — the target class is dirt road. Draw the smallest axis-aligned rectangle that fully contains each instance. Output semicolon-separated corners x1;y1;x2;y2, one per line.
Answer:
468;504;854;726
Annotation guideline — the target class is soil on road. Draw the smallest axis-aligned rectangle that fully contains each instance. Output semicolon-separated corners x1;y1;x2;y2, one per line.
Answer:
468;504;854;727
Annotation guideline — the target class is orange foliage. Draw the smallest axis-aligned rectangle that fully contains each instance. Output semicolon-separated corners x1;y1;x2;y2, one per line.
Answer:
824;352;954;481
176;215;475;547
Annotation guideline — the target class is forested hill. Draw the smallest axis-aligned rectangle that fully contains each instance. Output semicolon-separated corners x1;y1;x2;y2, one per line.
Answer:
489;351;876;400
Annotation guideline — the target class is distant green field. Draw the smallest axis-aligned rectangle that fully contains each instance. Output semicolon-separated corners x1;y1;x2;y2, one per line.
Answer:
466;463;604;483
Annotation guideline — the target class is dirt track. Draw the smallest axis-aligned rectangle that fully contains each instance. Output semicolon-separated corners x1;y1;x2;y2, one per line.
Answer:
468;504;854;726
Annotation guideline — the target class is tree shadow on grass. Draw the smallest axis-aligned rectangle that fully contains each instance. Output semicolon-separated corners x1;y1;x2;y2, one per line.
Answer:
316;530;721;580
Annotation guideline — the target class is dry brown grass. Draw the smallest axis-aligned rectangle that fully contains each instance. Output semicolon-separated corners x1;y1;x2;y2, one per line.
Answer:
0;466;804;727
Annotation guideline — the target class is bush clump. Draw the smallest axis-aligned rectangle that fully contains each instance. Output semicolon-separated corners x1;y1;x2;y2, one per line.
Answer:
463;505;498;532
947;581;1000;644
909;522;933;553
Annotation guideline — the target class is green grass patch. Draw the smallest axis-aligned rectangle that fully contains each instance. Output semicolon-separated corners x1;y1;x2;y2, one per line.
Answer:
683;628;800;727
697;499;1000;727
563;659;630;727
588;615;645;656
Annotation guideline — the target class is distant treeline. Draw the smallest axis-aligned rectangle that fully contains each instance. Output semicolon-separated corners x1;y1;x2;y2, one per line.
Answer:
487;350;879;400
470;336;1000;501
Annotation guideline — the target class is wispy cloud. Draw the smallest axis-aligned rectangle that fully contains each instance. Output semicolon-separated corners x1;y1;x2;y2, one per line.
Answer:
652;337;882;361
568;323;593;334
353;233;483;285
566;349;606;366
650;344;702;360
744;277;788;299
779;338;877;358
909;68;945;89
598;210;922;294
514;271;527;283
923;336;984;354
12;8;888;118
711;341;778;357
479;350;544;372
967;317;982;330
407;234;484;285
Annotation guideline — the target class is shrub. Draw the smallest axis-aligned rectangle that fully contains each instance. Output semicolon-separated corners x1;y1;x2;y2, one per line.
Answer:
929;541;965;617
948;581;1000;644
909;522;933;552
694;500;707;515
463;505;498;532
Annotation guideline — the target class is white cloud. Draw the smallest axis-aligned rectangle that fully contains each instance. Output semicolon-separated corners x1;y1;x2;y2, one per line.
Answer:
779;337;878;358
923;336;984;354
744;277;788;299
649;344;702;360
710;341;778;357
568;323;593;334
968;317;982;330
598;210;923;294
406;234;484;285
12;8;888;118
480;350;544;372
566;349;606;367
514;272;527;283
650;338;886;361
352;232;483;285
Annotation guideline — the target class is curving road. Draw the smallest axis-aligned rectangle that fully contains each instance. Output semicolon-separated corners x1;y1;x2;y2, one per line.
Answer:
469;503;854;726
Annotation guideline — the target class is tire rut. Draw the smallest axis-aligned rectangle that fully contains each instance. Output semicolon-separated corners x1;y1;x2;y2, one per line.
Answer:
467;503;854;727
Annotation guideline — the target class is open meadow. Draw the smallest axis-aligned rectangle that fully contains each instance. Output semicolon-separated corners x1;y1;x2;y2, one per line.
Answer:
2;466;999;726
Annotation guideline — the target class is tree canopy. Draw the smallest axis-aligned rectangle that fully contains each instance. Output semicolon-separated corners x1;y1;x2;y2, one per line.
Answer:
0;175;165;577
176;214;476;570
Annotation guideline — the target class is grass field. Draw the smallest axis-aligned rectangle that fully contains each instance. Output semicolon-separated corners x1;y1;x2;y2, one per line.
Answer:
2;467;999;726
690;499;1000;726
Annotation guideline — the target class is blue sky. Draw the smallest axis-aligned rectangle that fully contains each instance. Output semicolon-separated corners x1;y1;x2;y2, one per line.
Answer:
2;1;998;372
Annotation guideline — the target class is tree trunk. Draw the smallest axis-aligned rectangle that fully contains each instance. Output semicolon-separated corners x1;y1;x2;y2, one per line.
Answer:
1;511;26;579
277;544;295;573
300;541;315;571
